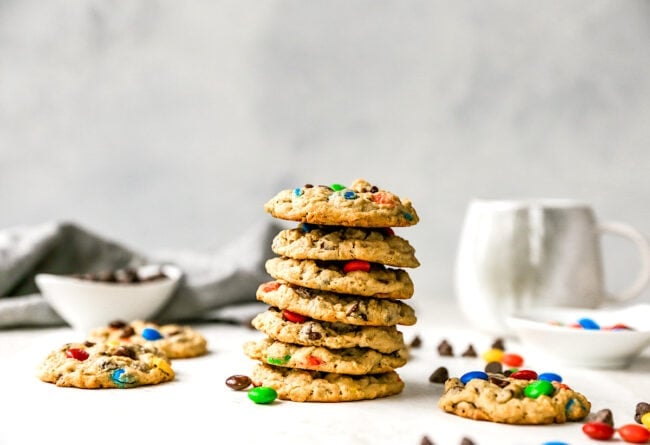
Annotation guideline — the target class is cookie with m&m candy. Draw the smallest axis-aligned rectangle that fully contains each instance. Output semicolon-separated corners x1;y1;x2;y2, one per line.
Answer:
263;179;419;228
37;341;174;389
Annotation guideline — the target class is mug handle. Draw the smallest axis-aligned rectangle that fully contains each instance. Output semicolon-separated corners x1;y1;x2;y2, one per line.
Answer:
599;221;650;302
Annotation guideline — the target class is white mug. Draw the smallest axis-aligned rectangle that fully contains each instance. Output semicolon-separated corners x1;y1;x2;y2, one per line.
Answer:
454;199;650;335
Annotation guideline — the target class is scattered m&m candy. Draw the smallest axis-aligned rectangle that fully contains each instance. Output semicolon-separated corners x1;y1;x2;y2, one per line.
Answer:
582;421;615;440
248;386;278;404
618;424;650;443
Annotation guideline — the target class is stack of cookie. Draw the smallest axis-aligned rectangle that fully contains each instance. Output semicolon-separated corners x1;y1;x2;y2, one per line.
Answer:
244;179;419;402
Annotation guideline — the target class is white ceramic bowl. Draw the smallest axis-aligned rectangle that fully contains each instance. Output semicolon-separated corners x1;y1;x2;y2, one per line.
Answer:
506;305;650;369
36;264;182;334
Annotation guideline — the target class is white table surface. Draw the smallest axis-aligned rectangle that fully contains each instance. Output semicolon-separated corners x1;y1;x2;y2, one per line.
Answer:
1;299;648;445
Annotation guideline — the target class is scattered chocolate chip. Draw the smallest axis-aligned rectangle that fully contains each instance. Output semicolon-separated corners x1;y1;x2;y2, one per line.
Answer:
491;337;505;350
485;361;503;374
225;374;252;391
592;408;614;427
71;267;167;284
461;344;477;357
420;435;434;445
635;402;650;423
304;183;314;188
460;437;476;445
409;335;422;348
429;366;449;384
437;339;453;357
503;369;514;377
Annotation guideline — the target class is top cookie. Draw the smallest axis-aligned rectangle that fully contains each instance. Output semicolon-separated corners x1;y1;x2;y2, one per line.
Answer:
264;179;419;227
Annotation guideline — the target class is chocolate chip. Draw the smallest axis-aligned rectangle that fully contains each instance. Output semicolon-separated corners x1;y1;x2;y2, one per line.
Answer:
491;337;505;350
225;374;252;391
429;366;449;384
84;341;95;348
592;408;614;427
113;346;136;359
109;320;127;329
346;301;360;316
635;402;650;423
120;326;135;338
420;435;434;445
485;361;503;374
166;329;182;336
304;184;314;188
461;344;477;357
409;335;422;348
460;437;476;445
488;376;509;388
437;339;453;357
503;369;514;377
114;268;138;283
370;185;379;193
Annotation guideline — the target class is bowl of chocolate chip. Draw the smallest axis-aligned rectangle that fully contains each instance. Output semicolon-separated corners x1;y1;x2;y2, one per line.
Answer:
36;264;182;334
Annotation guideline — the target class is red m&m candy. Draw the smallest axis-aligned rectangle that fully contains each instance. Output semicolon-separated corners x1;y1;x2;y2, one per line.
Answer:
582;421;615;440
618;424;650;443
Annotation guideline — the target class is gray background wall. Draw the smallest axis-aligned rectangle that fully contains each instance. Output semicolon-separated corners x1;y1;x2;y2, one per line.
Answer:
2;0;649;311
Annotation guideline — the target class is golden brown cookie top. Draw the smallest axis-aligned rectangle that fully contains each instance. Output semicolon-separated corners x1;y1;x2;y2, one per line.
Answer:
263;179;419;227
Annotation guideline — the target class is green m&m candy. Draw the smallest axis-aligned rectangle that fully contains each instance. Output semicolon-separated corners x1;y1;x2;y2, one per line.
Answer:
524;380;554;399
248;386;278;404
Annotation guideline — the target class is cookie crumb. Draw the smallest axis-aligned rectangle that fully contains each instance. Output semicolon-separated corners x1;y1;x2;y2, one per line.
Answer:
437;339;453;356
429;366;449;384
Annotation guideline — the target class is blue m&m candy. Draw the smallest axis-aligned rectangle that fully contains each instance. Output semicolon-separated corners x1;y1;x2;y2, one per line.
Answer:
460;371;488;385
142;327;164;340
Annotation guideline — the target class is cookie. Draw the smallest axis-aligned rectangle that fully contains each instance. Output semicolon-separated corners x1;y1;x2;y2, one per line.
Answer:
87;320;208;359
251;363;404;402
438;376;591;425
256;281;417;326
243;337;408;375
264;179;419;227
272;225;420;268
265;257;414;299
251;308;405;353
37;341;174;389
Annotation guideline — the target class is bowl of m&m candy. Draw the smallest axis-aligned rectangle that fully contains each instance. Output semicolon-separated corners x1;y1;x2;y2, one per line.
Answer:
506;304;650;369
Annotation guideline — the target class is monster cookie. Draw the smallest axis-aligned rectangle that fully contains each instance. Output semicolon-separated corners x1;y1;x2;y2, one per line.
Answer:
264;179;419;227
88;320;208;359
438;375;591;425
251;308;406;353
243;337;408;375
272;225;420;268
265;257;414;299
251;363;404;402
256;281;417;326
37;341;174;389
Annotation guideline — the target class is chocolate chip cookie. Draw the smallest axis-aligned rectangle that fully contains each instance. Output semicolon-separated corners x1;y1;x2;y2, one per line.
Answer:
251;308;406;353
243;337;408;375
256;281;417;326
265;257;414;299
251;363;405;402
264;179;419;227
87;320;208;359
37;341;175;389
438;376;591;425
272;225;420;268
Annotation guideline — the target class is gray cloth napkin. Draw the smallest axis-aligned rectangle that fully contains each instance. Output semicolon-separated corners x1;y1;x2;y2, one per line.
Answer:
0;220;282;328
